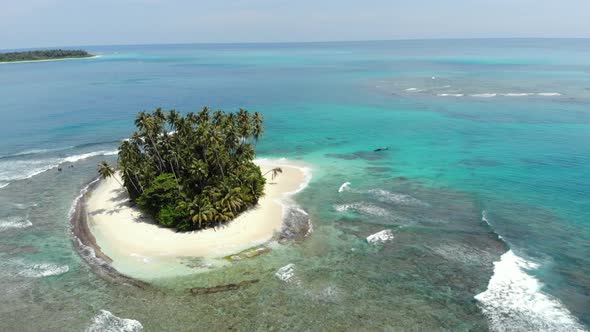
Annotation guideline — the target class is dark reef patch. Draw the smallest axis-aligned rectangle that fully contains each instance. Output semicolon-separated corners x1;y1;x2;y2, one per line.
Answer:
325;150;391;161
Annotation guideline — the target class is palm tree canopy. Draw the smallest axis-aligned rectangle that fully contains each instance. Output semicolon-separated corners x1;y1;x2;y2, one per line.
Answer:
116;107;266;231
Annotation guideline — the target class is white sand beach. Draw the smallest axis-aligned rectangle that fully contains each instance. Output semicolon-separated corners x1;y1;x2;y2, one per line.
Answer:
86;160;309;274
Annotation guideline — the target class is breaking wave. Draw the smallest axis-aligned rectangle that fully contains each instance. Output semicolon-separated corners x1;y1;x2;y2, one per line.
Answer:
432;91;563;98
0;216;32;231
481;210;503;240
437;93;464;97
537;92;562;96
471;93;497;98
334;202;390;217
0;146;74;158
12;202;38;209
366;229;394;244
86;310;143;332
366;189;428;206
17;263;69;278
275;263;300;285
0;150;117;188
475;250;585;332
338;182;351;193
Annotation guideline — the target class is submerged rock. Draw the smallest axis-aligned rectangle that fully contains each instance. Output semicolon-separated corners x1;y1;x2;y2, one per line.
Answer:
228;246;271;261
190;279;259;295
366;229;394;244
278;206;312;242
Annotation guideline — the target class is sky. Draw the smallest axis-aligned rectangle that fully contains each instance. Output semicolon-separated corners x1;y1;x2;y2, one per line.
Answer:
1;0;590;49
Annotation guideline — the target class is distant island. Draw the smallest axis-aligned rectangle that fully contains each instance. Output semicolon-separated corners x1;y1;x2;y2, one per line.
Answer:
0;49;94;63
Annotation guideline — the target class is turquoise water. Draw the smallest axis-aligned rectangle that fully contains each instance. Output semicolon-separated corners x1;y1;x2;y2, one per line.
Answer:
0;39;589;331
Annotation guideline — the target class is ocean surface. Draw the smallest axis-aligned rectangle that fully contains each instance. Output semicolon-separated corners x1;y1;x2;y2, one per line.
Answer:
0;39;589;331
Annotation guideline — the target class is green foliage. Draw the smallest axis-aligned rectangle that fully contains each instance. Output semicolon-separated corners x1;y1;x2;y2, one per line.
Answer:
136;173;179;214
118;107;266;231
157;205;185;228
0;49;93;62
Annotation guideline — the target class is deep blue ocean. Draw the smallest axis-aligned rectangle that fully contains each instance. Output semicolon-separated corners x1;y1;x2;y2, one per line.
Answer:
0;39;588;331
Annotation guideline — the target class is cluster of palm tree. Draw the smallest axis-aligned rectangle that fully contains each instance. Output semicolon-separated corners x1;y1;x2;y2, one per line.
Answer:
99;107;271;231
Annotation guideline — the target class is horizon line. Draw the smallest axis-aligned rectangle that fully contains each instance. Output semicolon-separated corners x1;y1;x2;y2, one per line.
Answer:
4;37;590;52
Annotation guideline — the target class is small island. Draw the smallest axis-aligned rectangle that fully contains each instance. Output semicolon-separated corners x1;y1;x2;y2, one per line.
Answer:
78;107;310;279
0;49;94;63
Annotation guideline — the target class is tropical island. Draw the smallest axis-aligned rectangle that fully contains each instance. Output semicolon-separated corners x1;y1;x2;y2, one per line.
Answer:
78;107;310;279
0;49;94;63
99;107;274;231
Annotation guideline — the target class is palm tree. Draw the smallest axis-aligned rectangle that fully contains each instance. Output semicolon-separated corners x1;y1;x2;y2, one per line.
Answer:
97;161;123;187
263;167;283;180
189;199;214;228
117;107;268;231
252;112;264;144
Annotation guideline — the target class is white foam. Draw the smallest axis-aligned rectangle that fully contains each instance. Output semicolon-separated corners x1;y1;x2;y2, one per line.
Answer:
75;237;107;266
275;263;299;284
68;177;101;220
475;250;585;332
338;182;351;193
63;150;117;163
366;189;428;206
0;150;117;184
501;93;533;97
537;92;562;96
405;88;419;91
86;310;143;332
471;93;497;98
0;146;74;158
0;216;32;231
366;229;394;244
333;202;390;217
12;202;38;209
17;263;69;278
437;93;464;97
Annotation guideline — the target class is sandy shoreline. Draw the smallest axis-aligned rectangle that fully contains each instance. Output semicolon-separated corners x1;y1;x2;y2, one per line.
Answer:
80;160;309;278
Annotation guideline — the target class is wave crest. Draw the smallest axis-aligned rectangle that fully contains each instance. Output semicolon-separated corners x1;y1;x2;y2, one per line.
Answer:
366;189;428;206
0;150;116;188
0;216;32;231
334;202;390;217
475;250;585;332
18;263;69;278
338;182;351;193
366;229;394;244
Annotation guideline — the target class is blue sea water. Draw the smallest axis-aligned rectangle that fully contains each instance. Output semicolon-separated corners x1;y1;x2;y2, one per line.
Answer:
0;39;589;331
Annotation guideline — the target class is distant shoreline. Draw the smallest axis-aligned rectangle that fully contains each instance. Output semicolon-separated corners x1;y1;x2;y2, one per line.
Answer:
0;55;100;65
